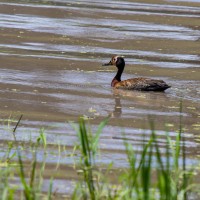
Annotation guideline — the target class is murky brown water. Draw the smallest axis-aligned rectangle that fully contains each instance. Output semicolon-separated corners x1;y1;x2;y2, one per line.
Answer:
0;0;200;197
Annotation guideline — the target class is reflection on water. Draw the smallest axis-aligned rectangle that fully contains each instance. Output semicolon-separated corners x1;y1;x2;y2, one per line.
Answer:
0;0;200;195
112;94;122;118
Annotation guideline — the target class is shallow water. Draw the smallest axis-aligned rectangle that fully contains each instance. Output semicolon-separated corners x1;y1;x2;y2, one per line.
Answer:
0;0;200;197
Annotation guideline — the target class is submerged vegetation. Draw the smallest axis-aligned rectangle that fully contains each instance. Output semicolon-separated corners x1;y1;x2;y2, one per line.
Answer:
0;111;199;200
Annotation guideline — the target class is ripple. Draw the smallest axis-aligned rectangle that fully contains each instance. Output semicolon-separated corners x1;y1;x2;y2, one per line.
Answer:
0;43;199;69
0;13;199;41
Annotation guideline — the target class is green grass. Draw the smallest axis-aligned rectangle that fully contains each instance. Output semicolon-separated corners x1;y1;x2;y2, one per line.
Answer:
72;115;199;200
0;111;199;199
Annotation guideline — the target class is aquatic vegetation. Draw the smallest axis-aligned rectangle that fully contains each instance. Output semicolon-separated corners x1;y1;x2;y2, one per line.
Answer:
72;116;200;200
0;112;199;200
0;115;52;200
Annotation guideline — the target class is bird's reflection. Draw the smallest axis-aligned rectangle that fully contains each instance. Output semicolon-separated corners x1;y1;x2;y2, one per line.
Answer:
111;89;171;118
112;94;122;118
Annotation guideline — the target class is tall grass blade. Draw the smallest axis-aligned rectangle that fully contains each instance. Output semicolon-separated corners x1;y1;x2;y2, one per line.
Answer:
92;116;109;158
165;131;171;200
29;152;37;189
149;120;174;200
78;118;95;200
134;135;154;187
17;150;31;200
2;187;8;200
141;139;153;200
179;100;188;200
48;177;53;200
124;141;138;198
123;130;154;199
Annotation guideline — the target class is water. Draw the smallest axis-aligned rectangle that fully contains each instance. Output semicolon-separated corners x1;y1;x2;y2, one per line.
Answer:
0;0;200;196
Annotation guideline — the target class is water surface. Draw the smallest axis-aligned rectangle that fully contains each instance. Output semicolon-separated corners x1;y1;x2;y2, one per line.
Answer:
0;0;200;197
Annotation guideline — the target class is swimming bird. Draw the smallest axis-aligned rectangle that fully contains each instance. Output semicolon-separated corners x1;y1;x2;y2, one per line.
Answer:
102;56;171;91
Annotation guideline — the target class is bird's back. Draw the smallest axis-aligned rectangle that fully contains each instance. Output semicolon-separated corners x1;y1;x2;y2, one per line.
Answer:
114;77;171;91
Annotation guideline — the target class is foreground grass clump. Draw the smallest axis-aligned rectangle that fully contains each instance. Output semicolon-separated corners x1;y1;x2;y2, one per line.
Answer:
0;115;53;200
0;113;199;200
72;117;199;200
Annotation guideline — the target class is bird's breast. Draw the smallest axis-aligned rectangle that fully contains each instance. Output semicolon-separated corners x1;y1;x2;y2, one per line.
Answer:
111;79;120;87
114;79;138;89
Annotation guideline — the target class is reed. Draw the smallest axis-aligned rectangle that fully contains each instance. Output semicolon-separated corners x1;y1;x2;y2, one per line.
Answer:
72;116;109;199
73;115;199;200
0;115;53;200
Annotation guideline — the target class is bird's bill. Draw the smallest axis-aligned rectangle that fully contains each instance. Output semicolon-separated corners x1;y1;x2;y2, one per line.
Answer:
102;60;112;66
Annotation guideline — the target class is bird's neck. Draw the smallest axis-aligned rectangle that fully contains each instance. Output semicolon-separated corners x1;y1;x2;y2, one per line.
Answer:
115;67;124;81
111;67;124;87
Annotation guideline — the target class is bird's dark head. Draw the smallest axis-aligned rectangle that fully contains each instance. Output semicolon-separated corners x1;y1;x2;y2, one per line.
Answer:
102;56;125;69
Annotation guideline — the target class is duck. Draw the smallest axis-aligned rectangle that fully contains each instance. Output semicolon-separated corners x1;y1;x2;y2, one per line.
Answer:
102;56;171;91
